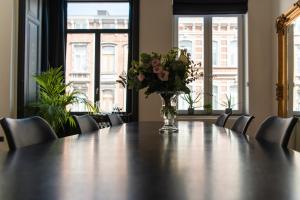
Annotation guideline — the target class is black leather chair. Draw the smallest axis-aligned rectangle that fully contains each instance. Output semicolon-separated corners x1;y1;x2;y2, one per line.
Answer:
215;112;232;127
255;116;298;148
73;115;100;134
108;114;124;126
0;116;57;150
231;115;255;135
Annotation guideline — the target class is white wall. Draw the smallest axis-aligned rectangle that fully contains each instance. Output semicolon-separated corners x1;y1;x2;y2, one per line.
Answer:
139;0;173;121
246;0;275;134
0;0;18;149
139;0;277;137
0;0;18;117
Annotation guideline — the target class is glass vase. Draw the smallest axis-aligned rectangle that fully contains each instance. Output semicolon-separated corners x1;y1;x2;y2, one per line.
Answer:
159;92;178;133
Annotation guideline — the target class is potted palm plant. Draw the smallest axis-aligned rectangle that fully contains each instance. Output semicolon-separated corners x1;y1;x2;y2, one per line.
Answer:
221;94;234;114
181;92;201;115
31;67;93;137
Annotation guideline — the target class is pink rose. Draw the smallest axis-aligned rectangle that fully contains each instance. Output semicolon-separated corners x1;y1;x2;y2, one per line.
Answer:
137;73;145;82
158;70;169;81
153;65;163;74
151;58;161;67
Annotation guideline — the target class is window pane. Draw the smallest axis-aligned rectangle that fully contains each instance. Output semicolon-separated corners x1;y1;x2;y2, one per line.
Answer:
67;3;129;29
66;34;95;112
177;17;204;110
101;45;116;73
212;17;239;110
293;18;300;111
100;34;128;112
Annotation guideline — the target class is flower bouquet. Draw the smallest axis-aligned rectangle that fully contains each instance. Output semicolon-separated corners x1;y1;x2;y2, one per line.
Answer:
118;48;202;133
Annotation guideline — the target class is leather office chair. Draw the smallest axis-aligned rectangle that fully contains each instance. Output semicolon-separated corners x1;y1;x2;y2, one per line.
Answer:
231;115;255;135
255;116;298;148
73;115;100;134
108;114;124;126
0;116;57;150
215;112;232;127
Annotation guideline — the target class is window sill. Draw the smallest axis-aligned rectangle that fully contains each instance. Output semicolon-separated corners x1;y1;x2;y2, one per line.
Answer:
177;114;243;121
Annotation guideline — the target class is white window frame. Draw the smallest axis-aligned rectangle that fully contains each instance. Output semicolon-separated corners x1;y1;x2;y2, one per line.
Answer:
174;14;245;115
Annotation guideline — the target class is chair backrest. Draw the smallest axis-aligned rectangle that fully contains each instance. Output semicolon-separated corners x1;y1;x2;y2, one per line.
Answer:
215;113;231;127
231;115;255;134
255;116;298;148
108;114;124;126
0;116;57;150
73;115;99;134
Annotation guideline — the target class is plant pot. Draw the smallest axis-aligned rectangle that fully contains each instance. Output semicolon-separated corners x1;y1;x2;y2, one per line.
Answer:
188;107;194;115
225;108;232;114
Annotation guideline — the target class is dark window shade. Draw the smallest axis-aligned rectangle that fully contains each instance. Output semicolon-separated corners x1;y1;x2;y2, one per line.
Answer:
41;0;66;70
67;0;129;2
173;0;248;15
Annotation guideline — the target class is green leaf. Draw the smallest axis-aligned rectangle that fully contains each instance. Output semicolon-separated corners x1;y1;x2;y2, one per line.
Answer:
29;66;91;134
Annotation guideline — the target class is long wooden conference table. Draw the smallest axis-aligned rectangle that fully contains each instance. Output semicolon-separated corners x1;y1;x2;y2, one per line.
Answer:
0;121;300;200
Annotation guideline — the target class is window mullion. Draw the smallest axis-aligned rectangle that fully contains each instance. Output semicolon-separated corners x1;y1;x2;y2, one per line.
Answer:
95;33;101;103
204;16;212;108
238;15;244;114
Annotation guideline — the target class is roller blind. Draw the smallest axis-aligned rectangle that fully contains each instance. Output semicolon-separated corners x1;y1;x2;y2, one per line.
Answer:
173;0;248;15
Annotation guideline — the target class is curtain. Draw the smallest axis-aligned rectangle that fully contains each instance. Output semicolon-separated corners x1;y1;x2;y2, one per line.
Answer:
173;0;248;15
41;0;66;70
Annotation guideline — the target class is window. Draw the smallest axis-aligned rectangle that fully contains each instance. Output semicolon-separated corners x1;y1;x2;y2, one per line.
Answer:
101;89;115;112
71;84;89;112
179;40;193;57
212;40;220;67
66;2;132;112
102;19;115;29
72;44;88;72
228;40;238;67
177;17;204;110
74;19;88;29
101;44;116;73
213;85;219;110
175;15;244;114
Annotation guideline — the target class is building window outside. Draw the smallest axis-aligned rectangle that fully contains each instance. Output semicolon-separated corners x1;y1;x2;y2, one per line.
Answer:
72;44;88;72
179;40;193;57
71;83;89;112
228;40;238;67
74;19;88;29
229;84;238;109
212;40;220;67
101;44;116;73
175;15;244;114
66;2;130;112
101;89;115;112
213;85;219;110
102;19;115;29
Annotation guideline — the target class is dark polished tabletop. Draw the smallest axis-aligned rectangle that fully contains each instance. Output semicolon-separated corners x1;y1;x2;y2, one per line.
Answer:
1;121;300;200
